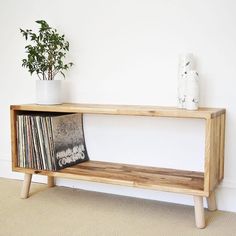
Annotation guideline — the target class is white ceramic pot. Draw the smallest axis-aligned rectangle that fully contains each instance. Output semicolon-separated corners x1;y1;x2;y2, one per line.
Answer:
36;80;62;105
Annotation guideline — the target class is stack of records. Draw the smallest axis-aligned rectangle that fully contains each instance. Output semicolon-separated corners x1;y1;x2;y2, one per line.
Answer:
16;113;89;171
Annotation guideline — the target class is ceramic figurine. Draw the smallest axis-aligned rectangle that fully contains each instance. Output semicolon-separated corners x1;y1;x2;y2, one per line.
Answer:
185;70;199;110
177;53;195;108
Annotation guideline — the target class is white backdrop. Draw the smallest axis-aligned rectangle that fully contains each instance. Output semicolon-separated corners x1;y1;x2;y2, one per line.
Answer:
0;0;236;212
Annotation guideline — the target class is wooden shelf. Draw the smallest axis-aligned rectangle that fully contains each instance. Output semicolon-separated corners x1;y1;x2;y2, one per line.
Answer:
13;160;205;196
10;103;226;228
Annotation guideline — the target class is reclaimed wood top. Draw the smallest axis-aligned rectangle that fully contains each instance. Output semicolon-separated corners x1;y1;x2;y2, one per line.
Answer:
10;103;225;119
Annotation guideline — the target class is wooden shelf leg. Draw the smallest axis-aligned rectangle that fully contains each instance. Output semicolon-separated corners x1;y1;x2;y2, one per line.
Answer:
193;196;205;229
207;191;217;211
48;176;55;187
20;173;32;199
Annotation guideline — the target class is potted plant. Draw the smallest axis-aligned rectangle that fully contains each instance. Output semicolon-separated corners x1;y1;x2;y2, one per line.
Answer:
20;20;73;104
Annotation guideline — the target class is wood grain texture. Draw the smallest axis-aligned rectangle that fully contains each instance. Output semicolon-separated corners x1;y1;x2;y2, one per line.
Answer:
13;160;205;196
10;103;225;119
203;118;213;194
206;115;225;193
210;117;220;191
203;112;226;195
219;113;226;181
215;116;221;185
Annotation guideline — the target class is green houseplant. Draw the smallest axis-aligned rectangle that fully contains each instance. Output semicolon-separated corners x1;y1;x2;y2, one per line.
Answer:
20;20;73;104
20;20;73;80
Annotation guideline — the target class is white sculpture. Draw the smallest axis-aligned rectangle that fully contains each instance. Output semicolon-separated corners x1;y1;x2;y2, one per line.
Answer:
185;70;199;110
177;53;195;108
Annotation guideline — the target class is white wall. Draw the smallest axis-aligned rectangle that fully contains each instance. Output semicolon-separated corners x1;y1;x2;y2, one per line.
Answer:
1;0;236;212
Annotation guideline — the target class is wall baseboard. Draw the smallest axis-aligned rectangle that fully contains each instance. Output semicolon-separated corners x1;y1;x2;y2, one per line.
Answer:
1;158;236;212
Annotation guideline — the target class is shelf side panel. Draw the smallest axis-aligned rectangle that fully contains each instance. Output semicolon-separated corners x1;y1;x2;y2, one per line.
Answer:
219;113;226;181
10;108;18;169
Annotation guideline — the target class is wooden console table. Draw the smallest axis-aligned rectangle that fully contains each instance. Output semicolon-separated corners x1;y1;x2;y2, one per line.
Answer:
10;103;226;229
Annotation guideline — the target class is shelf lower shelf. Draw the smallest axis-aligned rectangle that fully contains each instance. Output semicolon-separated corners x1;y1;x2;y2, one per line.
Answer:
14;160;205;196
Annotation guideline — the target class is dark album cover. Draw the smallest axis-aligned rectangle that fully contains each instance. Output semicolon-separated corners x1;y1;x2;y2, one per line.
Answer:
50;113;89;170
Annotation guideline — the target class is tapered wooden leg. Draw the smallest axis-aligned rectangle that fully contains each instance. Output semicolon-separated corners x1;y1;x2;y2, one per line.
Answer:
207;191;217;211
20;173;32;199
48;176;55;187
193;196;205;229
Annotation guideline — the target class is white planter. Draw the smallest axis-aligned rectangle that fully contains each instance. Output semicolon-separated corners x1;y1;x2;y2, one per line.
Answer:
177;53;195;108
185;70;199;110
36;80;62;105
